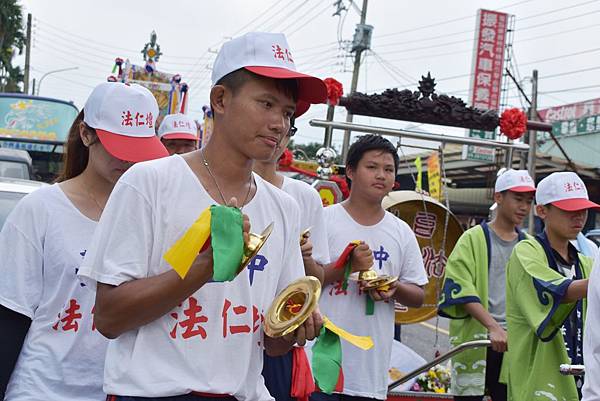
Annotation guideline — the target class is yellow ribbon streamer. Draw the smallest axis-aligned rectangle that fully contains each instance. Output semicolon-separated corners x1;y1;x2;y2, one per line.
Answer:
163;207;212;279
323;316;374;351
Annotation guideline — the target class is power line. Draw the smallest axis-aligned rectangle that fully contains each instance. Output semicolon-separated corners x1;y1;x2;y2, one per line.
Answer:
287;2;335;37
540;84;600;94
520;47;600;66
539;66;600;79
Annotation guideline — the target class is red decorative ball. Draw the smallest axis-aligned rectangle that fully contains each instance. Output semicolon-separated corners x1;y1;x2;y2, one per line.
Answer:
279;148;294;167
323;77;344;106
500;108;527;140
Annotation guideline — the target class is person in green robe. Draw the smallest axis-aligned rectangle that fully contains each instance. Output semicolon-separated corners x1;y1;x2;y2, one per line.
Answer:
439;169;536;401
505;172;599;401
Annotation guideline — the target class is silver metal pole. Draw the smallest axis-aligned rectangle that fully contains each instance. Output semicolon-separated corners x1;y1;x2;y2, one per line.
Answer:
310;119;529;151
388;340;491;391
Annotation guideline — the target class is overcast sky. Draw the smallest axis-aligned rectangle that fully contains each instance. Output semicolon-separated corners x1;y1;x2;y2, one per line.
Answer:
14;0;600;153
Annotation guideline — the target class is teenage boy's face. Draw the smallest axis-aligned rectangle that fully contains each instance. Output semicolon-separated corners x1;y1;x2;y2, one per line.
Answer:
495;190;535;226
161;138;197;155
348;150;396;200
536;204;588;240
225;76;296;162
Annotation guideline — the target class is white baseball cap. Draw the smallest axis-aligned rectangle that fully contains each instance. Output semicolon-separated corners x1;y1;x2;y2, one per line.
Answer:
211;32;327;116
536;172;600;211
83;82;168;162
158;113;198;141
494;169;536;193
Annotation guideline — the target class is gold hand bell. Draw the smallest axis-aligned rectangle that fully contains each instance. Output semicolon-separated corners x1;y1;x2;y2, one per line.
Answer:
264;276;321;337
238;222;274;275
357;269;398;292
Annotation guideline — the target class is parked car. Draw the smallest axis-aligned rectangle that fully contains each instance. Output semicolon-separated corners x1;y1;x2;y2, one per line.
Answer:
0;177;46;229
585;229;600;247
0;148;33;180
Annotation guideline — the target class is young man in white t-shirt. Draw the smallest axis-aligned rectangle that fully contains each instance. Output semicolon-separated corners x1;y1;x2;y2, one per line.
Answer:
254;111;330;401
312;135;428;401
78;32;328;401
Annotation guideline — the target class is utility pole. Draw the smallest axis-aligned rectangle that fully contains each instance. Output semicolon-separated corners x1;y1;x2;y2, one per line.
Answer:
23;13;32;95
527;69;538;235
340;0;372;162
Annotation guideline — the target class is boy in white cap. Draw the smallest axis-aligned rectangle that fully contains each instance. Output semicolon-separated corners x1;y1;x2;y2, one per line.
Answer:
439;169;536;401
505;171;598;401
253;109;329;401
158;113;199;155
78;32;327;401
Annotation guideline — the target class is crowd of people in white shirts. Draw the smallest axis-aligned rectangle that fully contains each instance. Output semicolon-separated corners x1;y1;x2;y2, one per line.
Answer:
1;30;600;401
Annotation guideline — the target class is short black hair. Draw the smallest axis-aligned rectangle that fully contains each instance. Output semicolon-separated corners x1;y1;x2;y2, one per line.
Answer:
215;68;299;102
345;135;399;185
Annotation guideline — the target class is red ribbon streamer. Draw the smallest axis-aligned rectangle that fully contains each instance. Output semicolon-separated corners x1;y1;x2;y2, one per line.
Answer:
291;347;316;401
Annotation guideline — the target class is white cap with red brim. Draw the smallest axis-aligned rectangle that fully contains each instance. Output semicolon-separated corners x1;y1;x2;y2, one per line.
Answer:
211;32;326;117
158;113;198;141
83;82;168;162
536;172;600;211
494;169;536;193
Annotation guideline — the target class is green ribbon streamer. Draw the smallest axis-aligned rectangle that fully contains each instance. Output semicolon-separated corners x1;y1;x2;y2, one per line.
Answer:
209;205;244;282
342;260;352;290
366;296;375;315
312;326;342;394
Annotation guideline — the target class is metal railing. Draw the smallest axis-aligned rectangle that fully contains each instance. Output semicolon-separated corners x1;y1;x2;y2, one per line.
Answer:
310;120;530;151
388;340;491;391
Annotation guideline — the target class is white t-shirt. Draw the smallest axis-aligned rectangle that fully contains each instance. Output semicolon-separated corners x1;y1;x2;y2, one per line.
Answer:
583;255;600;400
281;176;330;265
317;203;428;399
78;155;304;400
0;185;107;401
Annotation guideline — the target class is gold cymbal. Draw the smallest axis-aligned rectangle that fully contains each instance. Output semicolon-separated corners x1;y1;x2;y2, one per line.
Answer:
299;227;312;245
239;222;274;276
264;276;322;338
358;269;378;281
361;275;398;291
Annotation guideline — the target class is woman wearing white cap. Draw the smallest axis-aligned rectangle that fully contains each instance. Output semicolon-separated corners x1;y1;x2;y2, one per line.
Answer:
439;169;536;401
0;82;167;400
504;171;599;401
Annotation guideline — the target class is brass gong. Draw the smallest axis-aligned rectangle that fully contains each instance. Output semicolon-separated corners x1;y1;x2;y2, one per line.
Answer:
264;276;321;337
239;222;274;275
382;191;463;324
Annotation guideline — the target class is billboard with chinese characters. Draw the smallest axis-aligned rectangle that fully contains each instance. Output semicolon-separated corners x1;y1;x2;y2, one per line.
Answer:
463;9;509;162
0;94;78;152
537;98;600;167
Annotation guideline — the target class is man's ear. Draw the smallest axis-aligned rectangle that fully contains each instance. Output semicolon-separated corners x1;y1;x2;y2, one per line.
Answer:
493;192;503;205
346;165;355;182
210;85;227;117
536;204;547;219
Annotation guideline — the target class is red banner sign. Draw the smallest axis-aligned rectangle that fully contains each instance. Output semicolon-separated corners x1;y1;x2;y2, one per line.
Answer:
469;9;509;111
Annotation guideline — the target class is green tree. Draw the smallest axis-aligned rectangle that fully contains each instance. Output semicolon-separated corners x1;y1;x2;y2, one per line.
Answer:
0;0;26;93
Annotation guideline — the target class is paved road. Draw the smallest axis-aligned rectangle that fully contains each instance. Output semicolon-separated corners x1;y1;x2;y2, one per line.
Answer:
396;316;450;361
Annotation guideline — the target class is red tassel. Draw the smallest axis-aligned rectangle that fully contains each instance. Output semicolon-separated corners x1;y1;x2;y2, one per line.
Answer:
291;347;315;401
334;243;359;270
